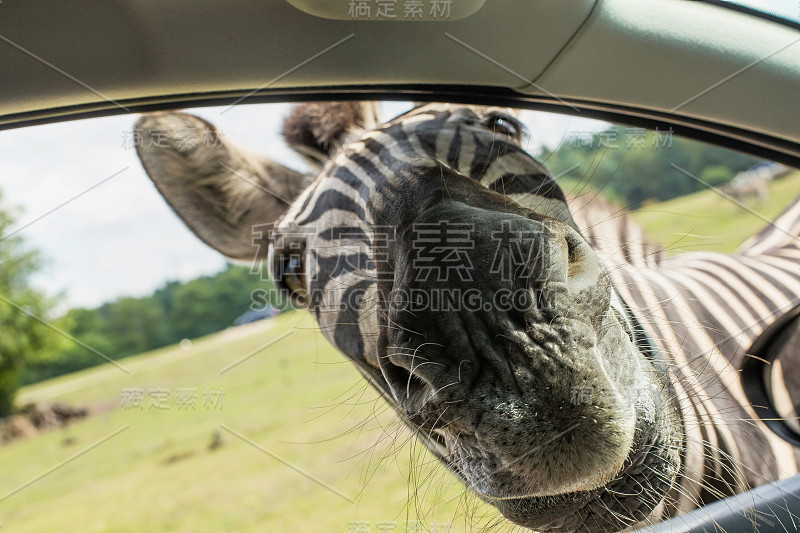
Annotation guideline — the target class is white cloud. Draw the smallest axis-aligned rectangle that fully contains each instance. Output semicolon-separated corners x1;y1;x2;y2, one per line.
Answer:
0;113;235;308
519;110;610;153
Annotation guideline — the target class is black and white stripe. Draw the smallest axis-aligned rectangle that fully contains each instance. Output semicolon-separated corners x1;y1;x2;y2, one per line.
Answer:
572;186;800;517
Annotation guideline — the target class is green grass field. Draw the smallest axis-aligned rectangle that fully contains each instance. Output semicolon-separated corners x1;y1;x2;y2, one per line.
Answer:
631;170;800;254
2;313;513;532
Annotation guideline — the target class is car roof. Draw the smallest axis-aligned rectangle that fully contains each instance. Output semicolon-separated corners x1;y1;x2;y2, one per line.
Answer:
1;0;798;166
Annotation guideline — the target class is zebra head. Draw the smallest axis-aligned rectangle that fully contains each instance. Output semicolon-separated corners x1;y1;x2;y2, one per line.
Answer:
135;103;682;532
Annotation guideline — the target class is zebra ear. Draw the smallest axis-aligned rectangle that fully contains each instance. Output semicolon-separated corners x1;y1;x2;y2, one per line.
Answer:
282;102;380;169
135;112;314;261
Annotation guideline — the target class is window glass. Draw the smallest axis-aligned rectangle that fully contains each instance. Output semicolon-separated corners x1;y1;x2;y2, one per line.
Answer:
712;0;800;24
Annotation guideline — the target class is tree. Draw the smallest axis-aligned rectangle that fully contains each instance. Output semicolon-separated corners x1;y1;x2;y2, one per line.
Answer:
540;125;762;208
168;264;274;340
700;165;735;187
22;262;288;385
0;192;61;416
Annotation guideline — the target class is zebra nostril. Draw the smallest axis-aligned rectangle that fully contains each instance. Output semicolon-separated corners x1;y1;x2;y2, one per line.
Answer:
380;356;434;413
406;373;429;400
393;366;436;420
565;233;582;280
563;230;600;295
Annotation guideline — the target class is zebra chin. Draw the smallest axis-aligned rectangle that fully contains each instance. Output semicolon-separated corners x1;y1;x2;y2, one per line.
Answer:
376;333;683;532
486;397;683;533
385;324;683;533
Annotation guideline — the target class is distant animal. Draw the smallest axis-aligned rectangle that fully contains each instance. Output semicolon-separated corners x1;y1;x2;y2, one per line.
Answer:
722;173;769;203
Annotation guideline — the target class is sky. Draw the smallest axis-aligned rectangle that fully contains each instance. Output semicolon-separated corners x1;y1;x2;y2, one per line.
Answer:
0;103;609;310
720;0;800;21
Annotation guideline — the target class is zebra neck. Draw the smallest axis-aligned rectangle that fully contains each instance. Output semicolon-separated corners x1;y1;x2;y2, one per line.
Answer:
610;289;668;380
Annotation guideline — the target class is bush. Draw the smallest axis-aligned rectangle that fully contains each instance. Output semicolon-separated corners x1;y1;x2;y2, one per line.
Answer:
0;193;61;415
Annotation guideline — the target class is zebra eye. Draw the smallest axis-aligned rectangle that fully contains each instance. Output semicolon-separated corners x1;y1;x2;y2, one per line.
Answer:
281;254;308;306
484;114;521;137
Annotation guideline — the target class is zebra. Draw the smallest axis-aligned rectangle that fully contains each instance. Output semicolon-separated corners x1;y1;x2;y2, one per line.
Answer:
134;102;800;532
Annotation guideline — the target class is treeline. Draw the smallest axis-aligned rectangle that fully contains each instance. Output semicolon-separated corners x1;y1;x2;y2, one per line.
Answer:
21;264;287;385
540;125;763;208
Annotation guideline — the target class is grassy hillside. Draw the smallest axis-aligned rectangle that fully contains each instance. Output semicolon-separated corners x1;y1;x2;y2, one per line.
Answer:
1;313;514;532
631;170;800;254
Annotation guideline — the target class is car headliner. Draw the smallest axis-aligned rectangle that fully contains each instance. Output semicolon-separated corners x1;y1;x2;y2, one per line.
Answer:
0;0;798;165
